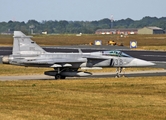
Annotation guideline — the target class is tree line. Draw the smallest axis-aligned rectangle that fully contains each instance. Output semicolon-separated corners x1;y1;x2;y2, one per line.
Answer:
0;16;166;34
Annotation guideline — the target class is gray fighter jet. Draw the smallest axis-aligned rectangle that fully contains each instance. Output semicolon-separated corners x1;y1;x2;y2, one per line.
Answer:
2;31;155;79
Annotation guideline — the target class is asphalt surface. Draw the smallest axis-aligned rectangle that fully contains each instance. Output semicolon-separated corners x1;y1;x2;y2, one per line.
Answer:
1;46;166;62
0;70;166;81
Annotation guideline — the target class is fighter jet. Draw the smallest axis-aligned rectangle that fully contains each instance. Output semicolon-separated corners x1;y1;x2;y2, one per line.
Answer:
2;31;155;79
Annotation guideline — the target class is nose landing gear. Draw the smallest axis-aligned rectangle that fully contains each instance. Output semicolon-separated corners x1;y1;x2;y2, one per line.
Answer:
115;67;125;78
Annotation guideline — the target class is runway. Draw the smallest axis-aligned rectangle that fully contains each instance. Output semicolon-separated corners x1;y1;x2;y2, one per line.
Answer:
1;70;166;81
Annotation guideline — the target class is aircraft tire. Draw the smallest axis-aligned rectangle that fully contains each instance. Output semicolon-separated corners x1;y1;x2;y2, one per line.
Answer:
55;74;61;80
55;74;66;79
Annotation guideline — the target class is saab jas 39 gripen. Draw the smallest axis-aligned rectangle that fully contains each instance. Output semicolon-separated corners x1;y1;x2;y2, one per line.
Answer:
2;31;155;79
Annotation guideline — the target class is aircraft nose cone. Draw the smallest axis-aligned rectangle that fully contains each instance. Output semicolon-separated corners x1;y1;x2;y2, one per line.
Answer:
133;58;155;66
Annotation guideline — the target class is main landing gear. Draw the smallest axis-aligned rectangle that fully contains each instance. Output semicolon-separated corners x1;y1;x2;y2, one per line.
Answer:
54;68;66;80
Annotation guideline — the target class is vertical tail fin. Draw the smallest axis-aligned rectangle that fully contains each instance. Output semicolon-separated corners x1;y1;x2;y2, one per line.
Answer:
13;31;46;55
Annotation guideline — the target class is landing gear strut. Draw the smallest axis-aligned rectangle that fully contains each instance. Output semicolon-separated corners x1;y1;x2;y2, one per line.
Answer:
54;68;66;80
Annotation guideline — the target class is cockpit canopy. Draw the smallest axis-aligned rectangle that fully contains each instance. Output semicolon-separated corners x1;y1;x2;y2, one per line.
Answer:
102;50;131;57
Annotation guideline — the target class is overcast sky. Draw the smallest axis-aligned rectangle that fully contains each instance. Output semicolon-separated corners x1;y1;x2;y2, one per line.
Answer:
0;0;165;22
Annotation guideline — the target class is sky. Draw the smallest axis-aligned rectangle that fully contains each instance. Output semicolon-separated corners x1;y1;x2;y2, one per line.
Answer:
0;0;166;22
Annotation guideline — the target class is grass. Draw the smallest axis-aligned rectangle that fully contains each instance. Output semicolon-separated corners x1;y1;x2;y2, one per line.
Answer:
0;64;51;76
1;34;166;50
0;77;166;119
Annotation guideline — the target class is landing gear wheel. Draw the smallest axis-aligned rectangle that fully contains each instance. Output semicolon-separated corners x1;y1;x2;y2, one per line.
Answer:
55;74;61;80
115;74;120;78
55;74;66;80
